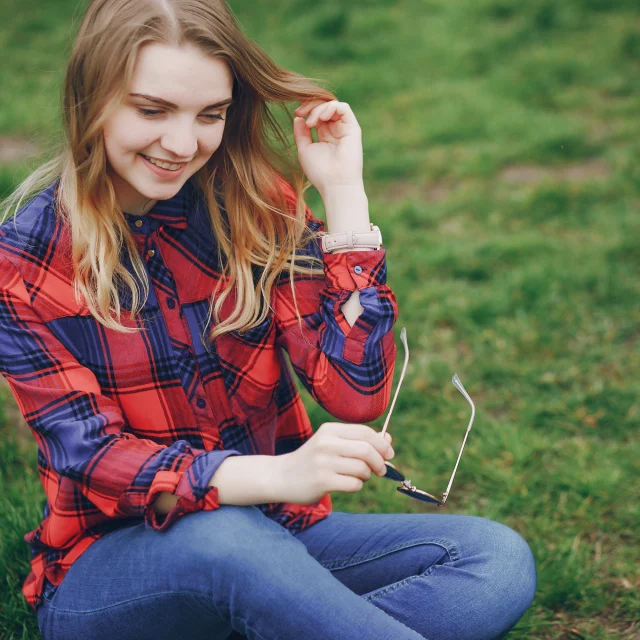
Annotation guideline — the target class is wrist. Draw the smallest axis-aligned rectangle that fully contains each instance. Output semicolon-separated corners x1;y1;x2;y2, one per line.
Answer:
319;181;365;197
208;454;288;505
320;184;370;234
263;454;289;503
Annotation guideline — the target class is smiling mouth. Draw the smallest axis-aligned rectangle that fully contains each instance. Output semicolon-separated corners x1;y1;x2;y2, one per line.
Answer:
141;154;188;171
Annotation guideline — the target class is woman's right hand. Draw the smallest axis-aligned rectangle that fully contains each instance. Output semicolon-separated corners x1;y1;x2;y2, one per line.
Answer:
275;422;395;505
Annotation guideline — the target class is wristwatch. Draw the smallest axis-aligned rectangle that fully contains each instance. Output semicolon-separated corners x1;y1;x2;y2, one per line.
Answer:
321;223;383;253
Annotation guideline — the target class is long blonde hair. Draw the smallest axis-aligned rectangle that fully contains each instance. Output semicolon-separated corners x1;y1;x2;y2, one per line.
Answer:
0;0;336;342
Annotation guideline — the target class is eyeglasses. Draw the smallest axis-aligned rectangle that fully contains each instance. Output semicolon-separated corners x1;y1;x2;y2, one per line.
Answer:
378;327;476;506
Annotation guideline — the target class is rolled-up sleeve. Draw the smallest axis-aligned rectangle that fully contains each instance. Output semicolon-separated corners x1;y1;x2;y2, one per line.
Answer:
0;254;241;533
319;248;397;365
273;183;398;423
143;448;243;530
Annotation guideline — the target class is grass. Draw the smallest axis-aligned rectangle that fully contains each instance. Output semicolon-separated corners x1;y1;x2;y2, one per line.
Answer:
1;0;639;638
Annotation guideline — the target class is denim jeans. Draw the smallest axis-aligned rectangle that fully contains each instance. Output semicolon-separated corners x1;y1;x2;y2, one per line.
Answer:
36;505;536;639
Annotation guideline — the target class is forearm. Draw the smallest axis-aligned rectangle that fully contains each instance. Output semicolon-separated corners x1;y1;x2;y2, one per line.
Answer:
321;184;371;235
152;454;284;515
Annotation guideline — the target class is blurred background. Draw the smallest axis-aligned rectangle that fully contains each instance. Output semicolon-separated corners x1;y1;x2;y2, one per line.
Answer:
1;1;638;638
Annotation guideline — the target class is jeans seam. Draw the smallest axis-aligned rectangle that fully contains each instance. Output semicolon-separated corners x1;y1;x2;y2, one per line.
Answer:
364;568;436;603
46;589;221;615
319;537;460;571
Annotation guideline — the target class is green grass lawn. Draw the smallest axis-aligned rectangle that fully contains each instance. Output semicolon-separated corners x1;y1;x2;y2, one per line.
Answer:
1;0;639;638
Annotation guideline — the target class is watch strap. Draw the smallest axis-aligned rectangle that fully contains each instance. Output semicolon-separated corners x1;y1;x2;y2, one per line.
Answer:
321;225;382;253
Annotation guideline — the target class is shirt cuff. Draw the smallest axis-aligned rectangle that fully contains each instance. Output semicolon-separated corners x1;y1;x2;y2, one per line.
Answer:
144;449;242;531
319;249;396;366
322;248;388;291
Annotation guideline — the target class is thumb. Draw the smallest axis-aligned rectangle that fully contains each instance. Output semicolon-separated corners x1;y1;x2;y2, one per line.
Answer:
383;432;392;443
293;116;312;153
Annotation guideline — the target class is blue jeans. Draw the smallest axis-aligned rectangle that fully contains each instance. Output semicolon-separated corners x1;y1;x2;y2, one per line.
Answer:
36;506;536;639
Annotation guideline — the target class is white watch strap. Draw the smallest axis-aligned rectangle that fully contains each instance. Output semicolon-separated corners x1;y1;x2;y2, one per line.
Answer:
321;225;382;253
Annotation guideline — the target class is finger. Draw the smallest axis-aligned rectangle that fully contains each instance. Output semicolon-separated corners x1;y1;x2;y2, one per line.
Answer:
305;101;338;127
369;429;393;458
338;423;389;453
336;438;389;476
379;436;394;459
333;457;374;481
303;103;333;128
292;116;313;152
325;422;389;455
313;103;345;127
294;99;330;117
317;102;357;127
332;474;364;494
294;100;322;115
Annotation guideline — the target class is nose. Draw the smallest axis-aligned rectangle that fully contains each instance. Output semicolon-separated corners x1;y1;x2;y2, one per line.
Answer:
160;118;198;161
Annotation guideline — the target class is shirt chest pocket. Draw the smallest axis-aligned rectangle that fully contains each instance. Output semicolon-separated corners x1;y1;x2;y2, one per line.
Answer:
44;310;166;391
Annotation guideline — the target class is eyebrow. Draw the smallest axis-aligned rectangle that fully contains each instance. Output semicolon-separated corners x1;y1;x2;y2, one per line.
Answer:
129;93;233;110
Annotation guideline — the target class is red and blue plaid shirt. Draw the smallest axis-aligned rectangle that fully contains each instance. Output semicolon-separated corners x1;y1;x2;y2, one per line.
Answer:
0;177;398;612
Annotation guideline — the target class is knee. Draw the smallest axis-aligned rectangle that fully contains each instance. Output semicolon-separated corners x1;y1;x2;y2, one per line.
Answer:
492;520;536;599
465;517;537;620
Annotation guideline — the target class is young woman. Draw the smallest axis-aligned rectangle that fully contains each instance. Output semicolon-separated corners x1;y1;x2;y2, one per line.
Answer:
0;1;536;638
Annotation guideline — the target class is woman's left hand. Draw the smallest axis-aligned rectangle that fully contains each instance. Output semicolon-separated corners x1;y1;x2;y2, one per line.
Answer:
293;100;364;196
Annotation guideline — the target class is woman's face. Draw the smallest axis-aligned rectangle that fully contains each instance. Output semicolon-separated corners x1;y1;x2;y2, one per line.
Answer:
103;42;234;215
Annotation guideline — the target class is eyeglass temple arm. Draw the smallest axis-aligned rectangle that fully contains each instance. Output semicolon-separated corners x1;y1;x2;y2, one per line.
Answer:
442;374;476;502
378;329;476;505
380;327;409;437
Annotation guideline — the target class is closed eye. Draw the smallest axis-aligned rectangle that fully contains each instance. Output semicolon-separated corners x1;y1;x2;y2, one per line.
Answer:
136;108;224;122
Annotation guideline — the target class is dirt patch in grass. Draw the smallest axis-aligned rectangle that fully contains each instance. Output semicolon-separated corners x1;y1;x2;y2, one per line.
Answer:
426;181;453;202
500;159;610;185
381;179;456;203
381;159;610;204
383;181;421;201
0;136;41;163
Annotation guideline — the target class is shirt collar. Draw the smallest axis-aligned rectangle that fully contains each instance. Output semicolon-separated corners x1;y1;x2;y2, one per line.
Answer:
51;178;196;231
123;179;196;230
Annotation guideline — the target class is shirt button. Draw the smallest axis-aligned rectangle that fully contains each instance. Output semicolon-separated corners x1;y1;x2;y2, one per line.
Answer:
196;398;206;409
167;298;176;309
134;220;143;228
147;249;155;258
354;265;363;274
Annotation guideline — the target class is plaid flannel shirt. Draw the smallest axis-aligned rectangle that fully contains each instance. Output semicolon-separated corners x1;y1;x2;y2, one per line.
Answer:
0;176;398;612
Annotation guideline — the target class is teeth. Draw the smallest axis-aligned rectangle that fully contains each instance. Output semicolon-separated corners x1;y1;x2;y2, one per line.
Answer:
143;155;184;171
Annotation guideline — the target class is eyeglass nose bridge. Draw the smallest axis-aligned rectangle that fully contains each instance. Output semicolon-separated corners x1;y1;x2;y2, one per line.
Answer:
383;462;446;505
